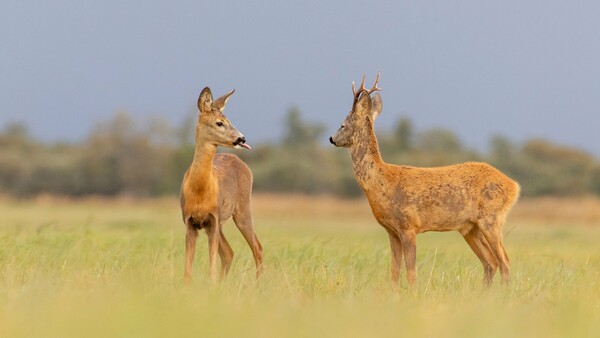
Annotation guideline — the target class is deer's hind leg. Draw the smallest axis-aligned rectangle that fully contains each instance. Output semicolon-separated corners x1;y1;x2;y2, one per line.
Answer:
233;207;263;279
218;226;234;279
461;225;498;287
477;217;510;285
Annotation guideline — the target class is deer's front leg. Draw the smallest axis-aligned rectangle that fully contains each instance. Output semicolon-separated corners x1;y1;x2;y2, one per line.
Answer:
386;230;403;285
399;230;417;287
205;215;220;282
184;223;199;284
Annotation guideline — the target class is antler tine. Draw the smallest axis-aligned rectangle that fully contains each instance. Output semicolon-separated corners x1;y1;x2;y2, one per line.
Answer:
352;73;381;100
352;75;367;97
352;75;367;94
359;75;367;93
368;72;382;94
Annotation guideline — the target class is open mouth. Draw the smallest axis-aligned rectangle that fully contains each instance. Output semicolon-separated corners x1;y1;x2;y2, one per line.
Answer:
233;137;251;150
236;143;251;150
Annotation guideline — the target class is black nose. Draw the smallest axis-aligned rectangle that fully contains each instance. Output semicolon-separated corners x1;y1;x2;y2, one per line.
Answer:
234;137;246;146
329;136;335;145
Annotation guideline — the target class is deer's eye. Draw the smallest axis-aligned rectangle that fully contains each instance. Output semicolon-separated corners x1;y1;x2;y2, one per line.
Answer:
216;122;224;127
341;125;345;129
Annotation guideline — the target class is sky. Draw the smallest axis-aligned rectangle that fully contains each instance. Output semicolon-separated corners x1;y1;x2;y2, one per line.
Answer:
1;1;599;155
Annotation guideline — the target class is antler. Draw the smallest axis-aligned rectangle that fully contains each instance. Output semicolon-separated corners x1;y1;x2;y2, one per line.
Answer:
352;73;381;103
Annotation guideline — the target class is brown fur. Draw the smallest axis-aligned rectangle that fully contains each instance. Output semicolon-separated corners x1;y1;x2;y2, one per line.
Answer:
180;87;263;283
330;75;520;287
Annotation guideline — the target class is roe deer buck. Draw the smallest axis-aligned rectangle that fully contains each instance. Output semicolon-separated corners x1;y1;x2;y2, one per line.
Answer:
329;74;520;287
180;87;263;283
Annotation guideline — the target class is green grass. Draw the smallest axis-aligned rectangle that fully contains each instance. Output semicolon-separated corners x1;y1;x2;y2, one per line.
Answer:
1;197;600;338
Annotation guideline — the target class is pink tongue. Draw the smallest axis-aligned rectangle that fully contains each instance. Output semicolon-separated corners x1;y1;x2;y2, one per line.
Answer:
241;143;251;150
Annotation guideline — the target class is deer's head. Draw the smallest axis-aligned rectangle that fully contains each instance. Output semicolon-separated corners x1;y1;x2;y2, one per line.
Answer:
329;74;382;148
196;87;250;150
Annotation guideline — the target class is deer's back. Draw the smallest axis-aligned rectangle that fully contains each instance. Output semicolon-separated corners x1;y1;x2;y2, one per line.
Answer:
369;162;520;232
394;162;519;201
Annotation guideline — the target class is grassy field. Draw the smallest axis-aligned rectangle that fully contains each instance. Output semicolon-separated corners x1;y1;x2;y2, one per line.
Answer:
1;195;600;337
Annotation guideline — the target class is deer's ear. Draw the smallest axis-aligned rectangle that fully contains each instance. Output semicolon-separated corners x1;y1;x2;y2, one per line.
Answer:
371;93;382;121
198;87;213;112
213;89;235;112
355;92;372;116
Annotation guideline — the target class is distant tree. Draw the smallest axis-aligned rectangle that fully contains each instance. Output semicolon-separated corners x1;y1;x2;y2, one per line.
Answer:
77;112;178;196
379;117;414;160
0;123;38;195
249;107;338;194
519;139;596;195
282;107;325;148
1;123;29;144
27;145;83;195
394;117;414;152
488;135;524;178
591;165;600;195
417;128;462;153
489;135;516;161
176;112;196;147
2;107;600;199
409;128;479;166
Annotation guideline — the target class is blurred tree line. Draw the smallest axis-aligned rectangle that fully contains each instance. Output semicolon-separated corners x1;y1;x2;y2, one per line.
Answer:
1;109;600;198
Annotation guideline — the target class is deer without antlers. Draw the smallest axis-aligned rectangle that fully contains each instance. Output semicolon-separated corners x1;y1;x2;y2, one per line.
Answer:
180;87;263;283
329;74;520;287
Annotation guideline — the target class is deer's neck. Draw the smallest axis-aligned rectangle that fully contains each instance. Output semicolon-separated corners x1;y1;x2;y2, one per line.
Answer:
188;137;218;193
350;121;384;189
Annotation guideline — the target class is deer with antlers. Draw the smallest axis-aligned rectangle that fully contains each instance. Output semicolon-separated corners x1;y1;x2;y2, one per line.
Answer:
329;74;520;287
180;87;263;283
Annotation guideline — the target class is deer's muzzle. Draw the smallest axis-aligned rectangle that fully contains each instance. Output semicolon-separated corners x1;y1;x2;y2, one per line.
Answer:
233;136;251;150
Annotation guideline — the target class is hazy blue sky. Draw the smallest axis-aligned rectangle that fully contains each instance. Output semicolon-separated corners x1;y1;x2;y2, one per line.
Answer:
1;1;599;155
